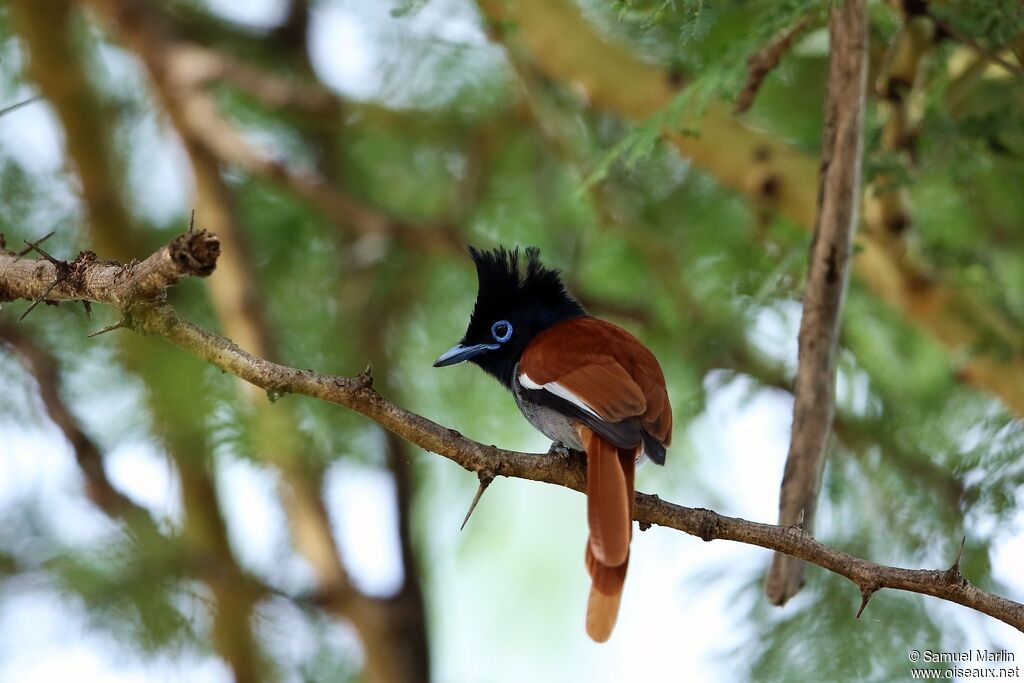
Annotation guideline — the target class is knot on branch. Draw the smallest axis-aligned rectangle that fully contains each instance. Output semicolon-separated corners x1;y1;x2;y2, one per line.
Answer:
169;230;220;277
354;364;374;389
697;508;721;542
67;250;97;288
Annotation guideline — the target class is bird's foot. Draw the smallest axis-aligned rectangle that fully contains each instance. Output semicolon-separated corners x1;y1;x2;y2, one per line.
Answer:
547;442;572;456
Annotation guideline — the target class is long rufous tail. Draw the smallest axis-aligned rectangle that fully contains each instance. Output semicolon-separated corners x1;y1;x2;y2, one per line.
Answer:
580;426;636;642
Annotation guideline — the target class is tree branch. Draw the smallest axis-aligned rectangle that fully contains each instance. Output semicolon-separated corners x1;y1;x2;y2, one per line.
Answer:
735;15;815;114
1;232;1022;632
767;0;869;605
0;230;220;308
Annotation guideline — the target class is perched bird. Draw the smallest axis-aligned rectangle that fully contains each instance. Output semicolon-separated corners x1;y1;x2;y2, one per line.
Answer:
434;246;672;642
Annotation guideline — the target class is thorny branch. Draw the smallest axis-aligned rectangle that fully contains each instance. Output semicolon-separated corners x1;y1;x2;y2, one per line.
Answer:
1;231;1022;633
0;230;220;310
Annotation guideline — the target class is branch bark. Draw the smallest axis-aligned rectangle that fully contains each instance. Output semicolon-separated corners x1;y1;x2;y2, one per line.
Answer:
2;232;1022;633
0;230;220;308
766;0;869;606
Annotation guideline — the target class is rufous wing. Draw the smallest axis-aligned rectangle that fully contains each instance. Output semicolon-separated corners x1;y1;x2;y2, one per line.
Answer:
518;316;672;456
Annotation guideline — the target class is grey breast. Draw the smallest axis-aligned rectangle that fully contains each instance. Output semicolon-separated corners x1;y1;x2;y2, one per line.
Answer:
511;363;585;451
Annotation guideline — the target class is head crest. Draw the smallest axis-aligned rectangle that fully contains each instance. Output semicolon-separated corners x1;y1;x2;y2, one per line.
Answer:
468;246;561;296
466;246;584;317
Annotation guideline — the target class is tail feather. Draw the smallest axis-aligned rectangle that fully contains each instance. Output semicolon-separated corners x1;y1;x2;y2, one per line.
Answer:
583;430;631;566
580;427;637;642
585;542;628;595
585;543;626;641
586;584;622;643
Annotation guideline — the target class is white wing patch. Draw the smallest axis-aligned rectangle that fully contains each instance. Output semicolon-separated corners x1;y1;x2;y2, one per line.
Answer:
519;373;602;418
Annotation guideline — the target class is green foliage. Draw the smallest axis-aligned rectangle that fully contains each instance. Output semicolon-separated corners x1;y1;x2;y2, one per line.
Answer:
50;540;194;654
931;0;1024;52
583;0;827;183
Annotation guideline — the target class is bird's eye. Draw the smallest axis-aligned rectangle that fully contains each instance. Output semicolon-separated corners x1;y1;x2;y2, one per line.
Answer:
491;320;513;343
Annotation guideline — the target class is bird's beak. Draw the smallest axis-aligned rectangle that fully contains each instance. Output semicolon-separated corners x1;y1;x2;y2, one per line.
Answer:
433;342;500;367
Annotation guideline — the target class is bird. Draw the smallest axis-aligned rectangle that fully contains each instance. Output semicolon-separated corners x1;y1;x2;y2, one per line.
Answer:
433;246;672;642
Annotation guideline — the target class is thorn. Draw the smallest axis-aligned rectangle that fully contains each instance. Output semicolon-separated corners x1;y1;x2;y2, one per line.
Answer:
460;472;493;531
946;535;968;585
355;364;374;388
87;318;128;338
18;277;62;321
0;94;42;119
21;237;61;265
17;231;54;256
952;535;966;571
189;209;196;232
855;587;874;619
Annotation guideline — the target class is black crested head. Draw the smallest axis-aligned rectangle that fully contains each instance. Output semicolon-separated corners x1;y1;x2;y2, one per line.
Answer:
434;246;587;388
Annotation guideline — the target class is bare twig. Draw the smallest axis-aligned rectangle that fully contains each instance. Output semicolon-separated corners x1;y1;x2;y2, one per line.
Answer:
767;0;869;606
0;230;220;308
1;233;1022;632
735;16;813;114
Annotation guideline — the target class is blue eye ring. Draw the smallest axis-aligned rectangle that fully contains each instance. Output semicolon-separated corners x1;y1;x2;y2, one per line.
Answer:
491;320;513;343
